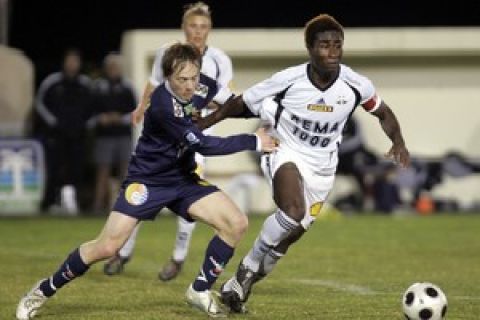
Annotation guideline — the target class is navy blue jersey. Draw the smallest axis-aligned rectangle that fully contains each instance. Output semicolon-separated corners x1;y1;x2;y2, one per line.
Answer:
126;74;257;185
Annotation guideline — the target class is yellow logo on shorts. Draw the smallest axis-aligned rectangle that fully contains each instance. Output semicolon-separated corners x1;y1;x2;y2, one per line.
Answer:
309;202;323;217
125;183;148;206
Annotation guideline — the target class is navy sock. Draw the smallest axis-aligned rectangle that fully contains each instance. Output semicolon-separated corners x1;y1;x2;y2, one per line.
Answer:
193;235;234;291
39;248;90;297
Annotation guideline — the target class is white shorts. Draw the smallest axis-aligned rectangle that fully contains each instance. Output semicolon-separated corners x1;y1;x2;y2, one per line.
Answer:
261;149;336;229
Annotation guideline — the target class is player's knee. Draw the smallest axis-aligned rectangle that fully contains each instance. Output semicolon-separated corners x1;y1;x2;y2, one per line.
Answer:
281;202;305;222
233;213;248;235
97;240;122;259
227;213;248;243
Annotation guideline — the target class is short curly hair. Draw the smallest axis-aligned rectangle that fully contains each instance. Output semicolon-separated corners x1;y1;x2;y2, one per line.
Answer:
304;14;344;49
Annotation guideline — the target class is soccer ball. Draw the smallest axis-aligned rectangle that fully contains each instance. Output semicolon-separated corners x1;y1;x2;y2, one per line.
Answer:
402;282;448;320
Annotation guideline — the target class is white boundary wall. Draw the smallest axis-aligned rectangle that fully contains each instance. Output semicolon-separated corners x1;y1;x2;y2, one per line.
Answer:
121;28;480;210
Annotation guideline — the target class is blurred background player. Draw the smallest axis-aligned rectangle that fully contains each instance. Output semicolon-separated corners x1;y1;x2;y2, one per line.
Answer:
90;53;137;214
35;49;93;215
16;43;276;320
103;2;234;281
196;14;410;312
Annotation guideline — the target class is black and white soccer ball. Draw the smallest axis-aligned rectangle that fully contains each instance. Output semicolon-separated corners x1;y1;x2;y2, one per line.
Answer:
402;282;448;320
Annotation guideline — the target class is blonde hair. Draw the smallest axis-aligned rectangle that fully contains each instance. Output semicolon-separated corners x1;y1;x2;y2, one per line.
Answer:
182;2;211;25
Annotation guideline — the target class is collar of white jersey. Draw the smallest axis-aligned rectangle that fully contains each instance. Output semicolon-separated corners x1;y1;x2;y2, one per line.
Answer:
306;63;341;92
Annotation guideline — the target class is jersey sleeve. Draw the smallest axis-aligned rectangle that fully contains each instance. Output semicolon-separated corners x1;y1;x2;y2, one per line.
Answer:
149;46;167;87
342;65;382;113
214;50;233;87
242;69;292;115
212;84;234;105
199;73;234;106
150;89;258;156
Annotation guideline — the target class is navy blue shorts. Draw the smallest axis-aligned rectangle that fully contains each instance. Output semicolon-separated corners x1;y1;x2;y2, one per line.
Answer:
112;176;219;222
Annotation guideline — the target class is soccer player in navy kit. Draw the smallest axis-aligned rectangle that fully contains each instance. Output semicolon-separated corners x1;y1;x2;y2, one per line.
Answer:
16;43;276;319
104;2;236;281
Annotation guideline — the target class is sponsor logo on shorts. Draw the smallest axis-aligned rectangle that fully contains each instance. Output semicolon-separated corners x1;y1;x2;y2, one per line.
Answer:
125;183;148;206
310;202;323;217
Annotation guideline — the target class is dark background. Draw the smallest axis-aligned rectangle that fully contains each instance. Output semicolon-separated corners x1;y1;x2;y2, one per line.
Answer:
8;0;480;84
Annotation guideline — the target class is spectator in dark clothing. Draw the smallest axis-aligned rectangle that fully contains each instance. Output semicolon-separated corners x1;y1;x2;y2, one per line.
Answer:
90;53;136;213
35;49;93;214
336;116;379;211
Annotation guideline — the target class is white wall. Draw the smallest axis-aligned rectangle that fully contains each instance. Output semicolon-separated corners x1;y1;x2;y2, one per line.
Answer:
121;28;480;210
0;46;34;136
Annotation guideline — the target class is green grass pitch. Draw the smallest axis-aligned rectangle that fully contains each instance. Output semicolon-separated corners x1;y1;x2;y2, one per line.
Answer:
1;213;479;319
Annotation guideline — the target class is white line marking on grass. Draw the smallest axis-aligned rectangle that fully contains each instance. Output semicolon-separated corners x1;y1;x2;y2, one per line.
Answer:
292;279;380;295
291;279;480;301
452;296;480;301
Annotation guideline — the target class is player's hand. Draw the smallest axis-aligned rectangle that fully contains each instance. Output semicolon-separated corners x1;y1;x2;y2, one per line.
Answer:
255;127;277;153
191;109;202;122
131;103;146;126
385;143;410;168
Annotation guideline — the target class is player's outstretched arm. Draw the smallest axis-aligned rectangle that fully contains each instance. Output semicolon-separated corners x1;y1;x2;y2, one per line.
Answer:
372;101;410;167
196;95;251;130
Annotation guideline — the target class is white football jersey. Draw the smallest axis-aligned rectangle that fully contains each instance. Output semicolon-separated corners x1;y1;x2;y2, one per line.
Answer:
149;44;233;104
244;63;381;171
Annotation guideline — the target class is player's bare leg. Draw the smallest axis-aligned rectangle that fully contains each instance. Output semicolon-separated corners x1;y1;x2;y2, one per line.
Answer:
16;212;138;319
221;163;306;312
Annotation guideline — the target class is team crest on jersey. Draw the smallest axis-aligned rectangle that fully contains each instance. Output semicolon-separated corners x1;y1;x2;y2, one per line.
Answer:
173;99;184;117
195;83;208;98
307;98;333;112
125;183;149;206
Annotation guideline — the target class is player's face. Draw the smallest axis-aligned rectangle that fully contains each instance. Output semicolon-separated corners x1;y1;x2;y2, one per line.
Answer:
168;61;200;101
308;31;343;73
183;15;211;52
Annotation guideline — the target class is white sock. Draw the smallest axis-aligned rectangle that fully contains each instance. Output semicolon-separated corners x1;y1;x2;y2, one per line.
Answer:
172;217;196;262
260;249;284;275
243;210;298;272
119;223;141;258
61;185;78;215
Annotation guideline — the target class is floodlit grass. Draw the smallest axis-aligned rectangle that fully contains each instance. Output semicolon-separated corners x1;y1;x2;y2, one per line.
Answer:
1;213;480;319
